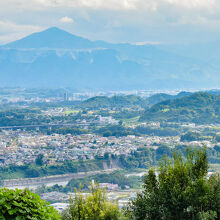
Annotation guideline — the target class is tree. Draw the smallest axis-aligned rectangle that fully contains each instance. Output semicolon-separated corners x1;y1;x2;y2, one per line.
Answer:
36;154;44;166
62;182;125;220
180;132;201;142
127;147;220;220
0;177;3;187
0;188;60;219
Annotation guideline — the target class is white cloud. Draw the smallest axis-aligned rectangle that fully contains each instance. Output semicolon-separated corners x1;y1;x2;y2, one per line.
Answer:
1;0;218;14
60;16;73;23
0;20;42;44
7;0;153;11
78;0;137;10
26;0;218;12
164;0;216;9
0;20;41;33
1;0;220;44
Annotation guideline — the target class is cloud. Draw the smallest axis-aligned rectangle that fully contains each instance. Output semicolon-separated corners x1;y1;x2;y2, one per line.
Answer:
25;0;217;12
34;0;138;10
1;0;220;44
0;20;42;44
1;0;218;11
60;16;74;23
164;0;216;9
4;0;156;11
0;20;41;33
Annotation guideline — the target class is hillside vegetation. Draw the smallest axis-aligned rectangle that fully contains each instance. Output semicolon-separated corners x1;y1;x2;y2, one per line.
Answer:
79;95;147;109
127;147;220;220
140;92;220;124
79;92;193;109
147;91;192;105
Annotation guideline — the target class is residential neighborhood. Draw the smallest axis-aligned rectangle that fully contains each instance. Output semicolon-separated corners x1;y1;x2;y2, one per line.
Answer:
0;129;217;167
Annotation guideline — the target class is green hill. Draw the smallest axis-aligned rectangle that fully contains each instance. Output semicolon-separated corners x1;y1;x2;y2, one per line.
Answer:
147;93;173;105
147;91;192;106
79;92;193;109
79;95;148;109
140;92;220;124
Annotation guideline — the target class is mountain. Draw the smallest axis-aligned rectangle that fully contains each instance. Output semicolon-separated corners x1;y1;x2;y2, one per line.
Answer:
147;91;192;105
79;91;194;109
140;92;220;124
147;93;174;106
1;27;107;49
80;95;147;109
0;27;219;90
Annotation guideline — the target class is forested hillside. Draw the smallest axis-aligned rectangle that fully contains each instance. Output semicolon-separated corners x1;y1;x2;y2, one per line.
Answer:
140;92;220;124
79;95;147;109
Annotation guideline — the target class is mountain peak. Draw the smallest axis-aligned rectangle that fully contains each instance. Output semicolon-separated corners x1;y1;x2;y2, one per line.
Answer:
2;27;95;49
40;27;70;35
45;26;63;31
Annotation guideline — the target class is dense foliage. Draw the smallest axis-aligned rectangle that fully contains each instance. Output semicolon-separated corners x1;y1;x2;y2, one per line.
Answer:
180;131;210;142
127;147;220;220
79;92;193;109
147;92;192;106
141;93;220;124
62;183;124;220
0;159;111;179
96;125;180;137
0;188;60;220
79;95;147;109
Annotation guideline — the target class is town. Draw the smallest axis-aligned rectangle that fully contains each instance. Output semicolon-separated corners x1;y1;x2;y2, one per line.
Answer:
0;125;217;167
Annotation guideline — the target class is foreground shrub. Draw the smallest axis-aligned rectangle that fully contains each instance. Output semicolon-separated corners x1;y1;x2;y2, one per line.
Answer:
62;183;126;220
0;188;60;220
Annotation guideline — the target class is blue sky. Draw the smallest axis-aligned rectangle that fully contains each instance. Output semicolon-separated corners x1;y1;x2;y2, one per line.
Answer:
0;0;219;44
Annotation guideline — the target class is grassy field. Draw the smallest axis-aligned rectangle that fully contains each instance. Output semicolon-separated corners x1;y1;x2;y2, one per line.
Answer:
122;116;141;127
63;110;80;115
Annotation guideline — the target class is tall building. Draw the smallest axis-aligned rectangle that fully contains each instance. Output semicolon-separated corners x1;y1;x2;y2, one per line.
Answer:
64;92;69;101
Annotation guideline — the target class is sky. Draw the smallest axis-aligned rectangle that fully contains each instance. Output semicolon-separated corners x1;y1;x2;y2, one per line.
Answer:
0;0;220;45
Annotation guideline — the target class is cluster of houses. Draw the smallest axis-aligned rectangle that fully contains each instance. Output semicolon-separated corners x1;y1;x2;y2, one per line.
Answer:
0;128;216;167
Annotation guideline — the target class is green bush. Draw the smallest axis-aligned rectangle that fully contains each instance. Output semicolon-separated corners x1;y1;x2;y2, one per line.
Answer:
62;183;125;220
0;188;60;220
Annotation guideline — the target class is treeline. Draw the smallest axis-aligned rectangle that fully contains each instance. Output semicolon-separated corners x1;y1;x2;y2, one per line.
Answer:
0;108;82;127
180;130;220;142
78;91;194;110
0;159;110;180
95;125;180;137
36;171;141;194
46;127;88;135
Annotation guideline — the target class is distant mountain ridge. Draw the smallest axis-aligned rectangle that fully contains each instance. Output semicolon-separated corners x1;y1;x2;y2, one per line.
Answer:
0;27;220;90
1;27;108;49
147;91;192;106
80;95;147;109
79;91;197;109
79;91;220;124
